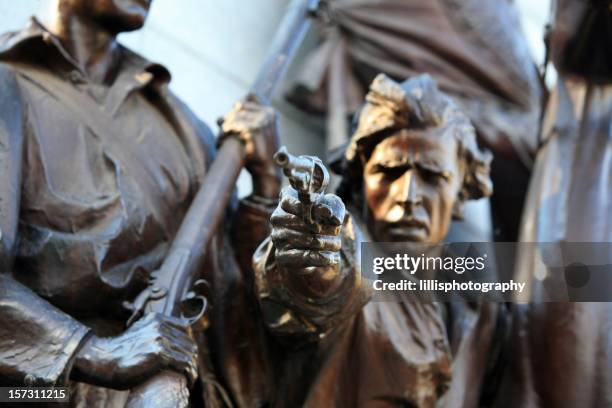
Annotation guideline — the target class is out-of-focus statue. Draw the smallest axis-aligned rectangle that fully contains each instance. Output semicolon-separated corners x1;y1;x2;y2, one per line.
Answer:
0;0;282;406
289;0;542;243
495;1;612;407
248;73;493;407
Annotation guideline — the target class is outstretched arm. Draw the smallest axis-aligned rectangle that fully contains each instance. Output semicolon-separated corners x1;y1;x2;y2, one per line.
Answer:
253;181;368;343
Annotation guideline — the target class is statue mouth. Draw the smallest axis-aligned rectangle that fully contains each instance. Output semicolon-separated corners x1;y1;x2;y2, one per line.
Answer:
396;218;428;229
386;218;429;237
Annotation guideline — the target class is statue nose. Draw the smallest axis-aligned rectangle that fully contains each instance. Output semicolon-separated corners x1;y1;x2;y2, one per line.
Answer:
397;170;423;208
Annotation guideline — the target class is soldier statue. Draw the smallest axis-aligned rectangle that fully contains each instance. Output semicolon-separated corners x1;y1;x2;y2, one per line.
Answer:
0;0;281;406
249;73;493;407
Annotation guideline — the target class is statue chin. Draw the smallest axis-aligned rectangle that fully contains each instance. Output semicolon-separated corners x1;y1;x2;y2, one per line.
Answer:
393;232;428;243
376;226;429;243
103;13;148;33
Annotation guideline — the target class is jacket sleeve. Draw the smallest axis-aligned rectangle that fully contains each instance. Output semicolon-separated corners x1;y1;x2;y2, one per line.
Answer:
0;275;90;386
231;195;278;276
0;63;90;386
252;213;370;343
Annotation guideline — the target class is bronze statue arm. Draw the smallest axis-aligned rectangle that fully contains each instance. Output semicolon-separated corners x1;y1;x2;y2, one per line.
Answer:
252;147;369;342
0;65;91;386
0;275;91;386
221;97;282;272
219;96;282;201
231;195;278;275
253;209;367;343
0;65;24;273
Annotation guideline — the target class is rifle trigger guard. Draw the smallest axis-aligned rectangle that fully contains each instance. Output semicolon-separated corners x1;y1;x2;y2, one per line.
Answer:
179;279;210;330
180;295;209;330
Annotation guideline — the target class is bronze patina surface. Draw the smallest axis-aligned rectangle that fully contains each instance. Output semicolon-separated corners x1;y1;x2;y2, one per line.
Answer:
497;1;612;407
0;1;280;406
252;74;493;407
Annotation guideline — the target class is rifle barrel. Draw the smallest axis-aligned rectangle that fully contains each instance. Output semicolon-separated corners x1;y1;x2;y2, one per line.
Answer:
251;0;318;100
127;2;317;406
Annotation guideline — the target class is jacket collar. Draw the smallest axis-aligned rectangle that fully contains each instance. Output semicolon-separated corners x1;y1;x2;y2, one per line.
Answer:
0;18;214;208
0;17;172;104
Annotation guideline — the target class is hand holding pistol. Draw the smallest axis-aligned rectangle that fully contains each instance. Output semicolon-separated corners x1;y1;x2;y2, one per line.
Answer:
271;147;346;297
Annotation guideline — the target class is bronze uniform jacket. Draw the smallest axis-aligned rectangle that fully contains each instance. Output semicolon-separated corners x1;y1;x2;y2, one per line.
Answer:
496;0;612;406
250;213;452;408
0;19;272;406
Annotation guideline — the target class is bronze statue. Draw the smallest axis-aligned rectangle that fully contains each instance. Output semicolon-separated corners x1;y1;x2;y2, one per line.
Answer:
288;0;542;244
0;0;282;406
0;3;496;399
248;73;493;407
288;3;544;405
494;1;612;406
5;0;608;406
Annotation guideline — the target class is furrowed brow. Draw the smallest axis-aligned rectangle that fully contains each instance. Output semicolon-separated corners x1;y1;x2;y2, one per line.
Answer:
418;162;452;180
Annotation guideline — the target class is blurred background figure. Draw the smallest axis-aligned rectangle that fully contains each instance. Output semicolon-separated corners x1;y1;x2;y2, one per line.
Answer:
499;0;612;407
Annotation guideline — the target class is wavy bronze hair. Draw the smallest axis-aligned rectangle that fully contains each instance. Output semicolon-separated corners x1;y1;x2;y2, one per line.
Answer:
334;74;493;216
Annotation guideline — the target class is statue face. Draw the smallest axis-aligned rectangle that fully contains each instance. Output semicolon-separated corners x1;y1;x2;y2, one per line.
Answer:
363;130;464;243
63;0;152;32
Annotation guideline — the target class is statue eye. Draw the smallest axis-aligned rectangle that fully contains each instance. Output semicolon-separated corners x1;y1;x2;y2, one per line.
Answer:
377;166;406;180
421;168;447;184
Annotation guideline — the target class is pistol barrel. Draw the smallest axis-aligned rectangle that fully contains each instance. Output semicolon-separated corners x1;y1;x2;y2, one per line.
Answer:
273;146;315;172
273;146;291;168
273;146;330;197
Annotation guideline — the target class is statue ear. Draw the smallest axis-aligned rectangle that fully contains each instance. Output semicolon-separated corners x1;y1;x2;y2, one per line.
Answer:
462;149;493;201
452;199;465;220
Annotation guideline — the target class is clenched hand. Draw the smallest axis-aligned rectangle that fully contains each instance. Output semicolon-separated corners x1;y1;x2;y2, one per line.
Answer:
271;186;346;298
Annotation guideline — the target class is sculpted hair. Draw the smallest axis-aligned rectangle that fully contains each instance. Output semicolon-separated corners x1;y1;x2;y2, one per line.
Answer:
334;73;493;211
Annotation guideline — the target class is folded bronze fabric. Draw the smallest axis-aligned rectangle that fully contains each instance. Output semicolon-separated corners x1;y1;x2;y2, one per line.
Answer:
287;0;543;159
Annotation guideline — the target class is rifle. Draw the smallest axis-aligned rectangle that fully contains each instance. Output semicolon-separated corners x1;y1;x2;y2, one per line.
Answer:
124;1;321;406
